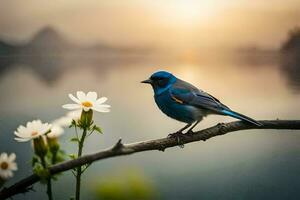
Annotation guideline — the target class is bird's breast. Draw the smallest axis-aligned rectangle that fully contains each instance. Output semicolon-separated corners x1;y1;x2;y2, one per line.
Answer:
154;91;205;123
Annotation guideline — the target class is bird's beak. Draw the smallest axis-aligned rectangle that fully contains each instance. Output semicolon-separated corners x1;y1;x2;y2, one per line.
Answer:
141;79;152;84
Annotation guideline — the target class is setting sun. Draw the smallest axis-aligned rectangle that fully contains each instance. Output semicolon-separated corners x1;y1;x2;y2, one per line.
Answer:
151;0;219;26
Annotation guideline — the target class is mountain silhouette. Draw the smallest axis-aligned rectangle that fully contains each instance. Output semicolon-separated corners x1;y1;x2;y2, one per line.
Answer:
16;26;73;55
0;26;152;84
0;27;68;56
0;26;149;56
30;27;68;45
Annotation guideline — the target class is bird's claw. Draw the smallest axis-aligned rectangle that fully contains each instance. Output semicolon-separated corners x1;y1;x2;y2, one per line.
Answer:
217;123;227;133
168;132;185;148
167;131;184;138
186;130;194;135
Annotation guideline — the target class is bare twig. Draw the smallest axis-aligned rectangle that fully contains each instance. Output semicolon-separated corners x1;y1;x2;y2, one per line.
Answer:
1;120;300;199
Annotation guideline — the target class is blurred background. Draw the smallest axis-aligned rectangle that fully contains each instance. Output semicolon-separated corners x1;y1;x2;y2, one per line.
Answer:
0;0;300;199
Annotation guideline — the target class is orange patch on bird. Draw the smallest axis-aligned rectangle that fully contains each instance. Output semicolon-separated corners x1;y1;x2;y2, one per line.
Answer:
171;96;184;104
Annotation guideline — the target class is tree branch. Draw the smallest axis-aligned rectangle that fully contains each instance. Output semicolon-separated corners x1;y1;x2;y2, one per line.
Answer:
1;120;300;199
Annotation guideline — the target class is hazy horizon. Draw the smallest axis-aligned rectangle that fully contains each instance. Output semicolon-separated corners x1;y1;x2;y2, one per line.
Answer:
0;0;300;50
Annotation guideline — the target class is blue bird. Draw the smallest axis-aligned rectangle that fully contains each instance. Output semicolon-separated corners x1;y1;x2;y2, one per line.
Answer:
142;71;262;135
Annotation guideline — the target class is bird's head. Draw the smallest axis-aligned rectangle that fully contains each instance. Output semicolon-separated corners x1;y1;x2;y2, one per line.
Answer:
141;71;177;95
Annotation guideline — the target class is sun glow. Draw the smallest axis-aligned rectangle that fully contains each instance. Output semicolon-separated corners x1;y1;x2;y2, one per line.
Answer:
154;0;218;26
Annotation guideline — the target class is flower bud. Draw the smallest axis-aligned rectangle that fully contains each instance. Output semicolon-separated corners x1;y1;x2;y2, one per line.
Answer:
80;109;93;128
33;136;48;158
47;137;60;155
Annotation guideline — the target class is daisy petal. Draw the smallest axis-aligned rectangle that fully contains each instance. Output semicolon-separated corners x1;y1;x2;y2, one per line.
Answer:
67;110;82;120
48;125;64;138
87;92;97;101
6;171;13;178
14;137;31;142
2;153;7;160
8;153;16;162
0;153;7;160
96;97;108;104
62;104;81;110
77;91;86;101
69;94;81;104
39;124;52;136
10;163;18;171
14;131;26;138
17;125;27;134
93;106;110;113
53;116;72;127
1;171;9;179
100;104;111;108
26;121;33;129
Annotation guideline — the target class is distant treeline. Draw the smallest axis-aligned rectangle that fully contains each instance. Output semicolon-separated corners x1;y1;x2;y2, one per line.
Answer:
280;27;300;91
281;27;300;54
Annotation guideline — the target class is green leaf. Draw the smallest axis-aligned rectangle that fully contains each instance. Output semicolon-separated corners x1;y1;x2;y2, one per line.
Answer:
70;137;79;142
93;125;102;134
33;163;50;183
55;150;66;163
69;119;77;128
68;154;77;159
31;155;40;167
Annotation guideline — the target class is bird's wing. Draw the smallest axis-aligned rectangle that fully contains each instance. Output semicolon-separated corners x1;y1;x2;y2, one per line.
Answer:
170;79;262;126
170;79;229;113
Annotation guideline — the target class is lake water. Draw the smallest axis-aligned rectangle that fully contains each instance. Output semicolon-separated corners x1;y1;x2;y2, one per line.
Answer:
0;52;299;199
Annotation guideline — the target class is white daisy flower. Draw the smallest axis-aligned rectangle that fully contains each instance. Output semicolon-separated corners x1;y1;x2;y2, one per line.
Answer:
14;120;52;142
66;110;82;121
62;91;111;113
47;125;64;139
52;110;82;128
52;116;71;128
0;153;17;180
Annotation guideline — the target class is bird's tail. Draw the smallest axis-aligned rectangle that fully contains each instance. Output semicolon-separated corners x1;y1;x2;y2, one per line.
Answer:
222;109;262;126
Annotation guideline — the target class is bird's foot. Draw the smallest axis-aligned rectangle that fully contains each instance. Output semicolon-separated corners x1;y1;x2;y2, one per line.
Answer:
168;131;185;148
217;123;227;133
186;130;194;135
167;131;184;138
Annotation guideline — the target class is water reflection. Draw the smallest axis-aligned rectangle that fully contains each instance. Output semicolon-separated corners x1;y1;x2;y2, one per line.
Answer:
1;51;300;93
0;54;154;85
280;53;300;92
0;53;299;200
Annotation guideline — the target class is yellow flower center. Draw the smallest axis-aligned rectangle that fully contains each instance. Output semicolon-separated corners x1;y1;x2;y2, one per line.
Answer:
82;101;93;107
31;131;38;136
0;162;8;170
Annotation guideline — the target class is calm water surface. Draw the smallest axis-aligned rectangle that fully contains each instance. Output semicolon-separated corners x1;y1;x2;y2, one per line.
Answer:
0;54;299;199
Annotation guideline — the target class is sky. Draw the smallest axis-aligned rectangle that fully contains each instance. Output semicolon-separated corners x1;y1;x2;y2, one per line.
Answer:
0;0;300;49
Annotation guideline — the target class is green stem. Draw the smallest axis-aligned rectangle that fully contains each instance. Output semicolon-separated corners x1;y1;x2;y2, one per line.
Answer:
46;178;53;200
0;178;5;189
75;128;87;200
51;151;57;165
41;156;53;200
